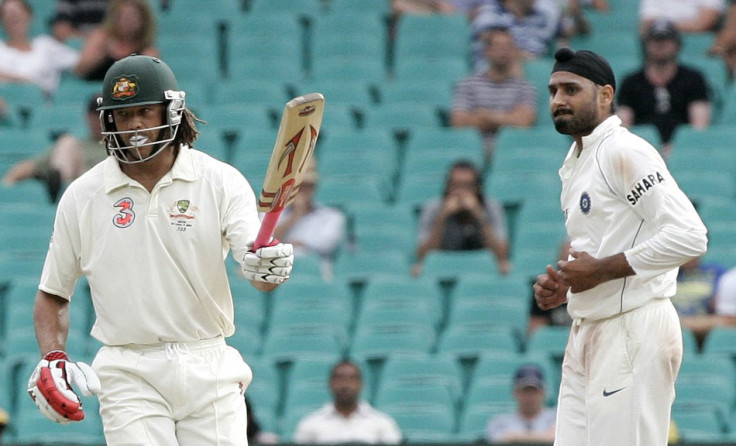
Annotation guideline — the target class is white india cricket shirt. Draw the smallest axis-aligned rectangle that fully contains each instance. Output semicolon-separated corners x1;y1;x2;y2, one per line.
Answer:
558;116;707;320
39;147;261;345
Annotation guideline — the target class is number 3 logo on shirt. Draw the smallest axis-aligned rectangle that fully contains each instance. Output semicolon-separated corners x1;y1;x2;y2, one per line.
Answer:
113;197;136;228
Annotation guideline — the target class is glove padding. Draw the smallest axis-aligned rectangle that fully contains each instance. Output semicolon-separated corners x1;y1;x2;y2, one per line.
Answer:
243;242;294;284
27;350;101;424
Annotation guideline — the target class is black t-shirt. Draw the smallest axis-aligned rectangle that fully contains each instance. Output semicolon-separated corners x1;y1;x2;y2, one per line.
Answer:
617;64;709;143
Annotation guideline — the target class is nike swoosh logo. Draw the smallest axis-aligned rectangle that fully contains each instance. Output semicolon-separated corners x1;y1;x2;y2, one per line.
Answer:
602;387;626;397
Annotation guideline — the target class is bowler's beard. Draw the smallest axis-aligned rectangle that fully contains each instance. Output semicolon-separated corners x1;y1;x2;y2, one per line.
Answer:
553;98;600;136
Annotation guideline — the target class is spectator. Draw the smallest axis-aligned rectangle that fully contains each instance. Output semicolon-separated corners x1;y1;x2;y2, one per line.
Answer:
412;160;510;277
485;364;556;444
2;94;106;202
292;360;402;444
671;256;725;318
273;158;346;281
708;1;736;81
50;0;108;42
451;25;536;165
472;0;563;69
680;265;736;347
528;238;572;334
616;19;711;157
0;0;80;97
640;0;726;34
74;0;159;81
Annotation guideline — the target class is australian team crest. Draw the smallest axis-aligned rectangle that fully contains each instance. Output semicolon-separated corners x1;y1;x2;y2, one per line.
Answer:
176;200;190;213
111;75;139;100
168;199;197;232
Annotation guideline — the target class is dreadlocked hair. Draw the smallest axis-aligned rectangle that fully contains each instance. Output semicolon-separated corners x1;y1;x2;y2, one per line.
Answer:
173;108;206;147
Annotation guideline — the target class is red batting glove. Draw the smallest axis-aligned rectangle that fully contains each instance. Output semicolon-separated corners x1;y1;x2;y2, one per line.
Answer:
27;350;101;424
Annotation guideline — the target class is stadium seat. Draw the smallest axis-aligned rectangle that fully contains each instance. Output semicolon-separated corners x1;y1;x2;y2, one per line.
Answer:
393;171;448;208
358;275;444;328
332;250;410;285
327;0;391;15
402;127;486;174
524;325;570;360
672;406;728;443
382;404;457;443
419;250;502;283
393;14;471;66
228;324;263;357
361;102;444;132
378;79;454;109
315;174;390;208
350;322;435;361
450;272;532;303
446;298;529;340
378;354;464;402
279;381;332;439
247;0;322;17
261;327;345;362
437;324;521;359
701;326;736;357
484;170;561;205
243;355;280;432
12;394;104;445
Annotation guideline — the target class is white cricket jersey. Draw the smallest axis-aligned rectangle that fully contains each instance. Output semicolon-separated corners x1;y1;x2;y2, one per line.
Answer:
558;116;707;320
39;147;261;345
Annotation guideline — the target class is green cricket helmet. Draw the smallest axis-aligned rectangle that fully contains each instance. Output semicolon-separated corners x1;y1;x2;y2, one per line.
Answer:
98;54;186;164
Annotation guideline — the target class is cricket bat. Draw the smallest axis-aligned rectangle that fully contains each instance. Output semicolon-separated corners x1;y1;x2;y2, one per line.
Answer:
253;92;325;251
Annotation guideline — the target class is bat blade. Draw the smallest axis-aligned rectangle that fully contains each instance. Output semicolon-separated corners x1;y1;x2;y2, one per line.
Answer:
253;92;324;250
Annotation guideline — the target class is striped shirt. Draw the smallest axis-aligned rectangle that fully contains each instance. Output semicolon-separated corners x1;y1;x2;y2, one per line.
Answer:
452;72;537;149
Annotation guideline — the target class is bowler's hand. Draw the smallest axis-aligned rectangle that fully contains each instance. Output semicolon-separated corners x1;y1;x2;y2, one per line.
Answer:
534;265;569;310
557;250;602;293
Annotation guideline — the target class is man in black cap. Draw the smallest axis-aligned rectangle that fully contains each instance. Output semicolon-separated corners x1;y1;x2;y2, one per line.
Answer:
534;47;708;445
617;19;712;157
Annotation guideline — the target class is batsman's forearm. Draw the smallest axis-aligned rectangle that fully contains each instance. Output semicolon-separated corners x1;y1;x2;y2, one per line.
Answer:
33;290;70;356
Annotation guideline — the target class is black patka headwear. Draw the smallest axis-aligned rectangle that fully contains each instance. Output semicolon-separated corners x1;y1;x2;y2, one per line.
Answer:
552;47;616;91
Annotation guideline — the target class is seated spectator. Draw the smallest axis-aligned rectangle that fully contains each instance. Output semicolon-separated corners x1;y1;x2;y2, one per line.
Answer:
292;360;403;444
680;265;736;347
671;256;725;318
616;20;711;157
0;0;80;97
639;0;726;34
472;0;563;69
74;0;159;81
708;0;736;81
528;238;572;334
50;0;108;42
451;25;536;165
1;94;106;202
273;158;346;280
412;160;510;277
486;364;556;444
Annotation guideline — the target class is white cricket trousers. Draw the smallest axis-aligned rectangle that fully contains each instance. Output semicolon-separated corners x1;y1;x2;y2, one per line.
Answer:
554;298;682;446
92;337;253;446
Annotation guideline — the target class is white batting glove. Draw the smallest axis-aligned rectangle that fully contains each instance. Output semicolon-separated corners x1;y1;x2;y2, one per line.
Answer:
243;242;294;284
27;350;101;424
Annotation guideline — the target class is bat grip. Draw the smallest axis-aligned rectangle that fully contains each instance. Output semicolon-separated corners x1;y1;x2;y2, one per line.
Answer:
254;210;283;251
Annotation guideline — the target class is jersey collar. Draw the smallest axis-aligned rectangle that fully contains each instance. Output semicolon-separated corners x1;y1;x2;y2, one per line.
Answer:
103;144;198;193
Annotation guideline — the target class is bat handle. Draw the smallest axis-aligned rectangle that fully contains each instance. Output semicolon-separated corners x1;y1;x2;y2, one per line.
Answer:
253;210;283;251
